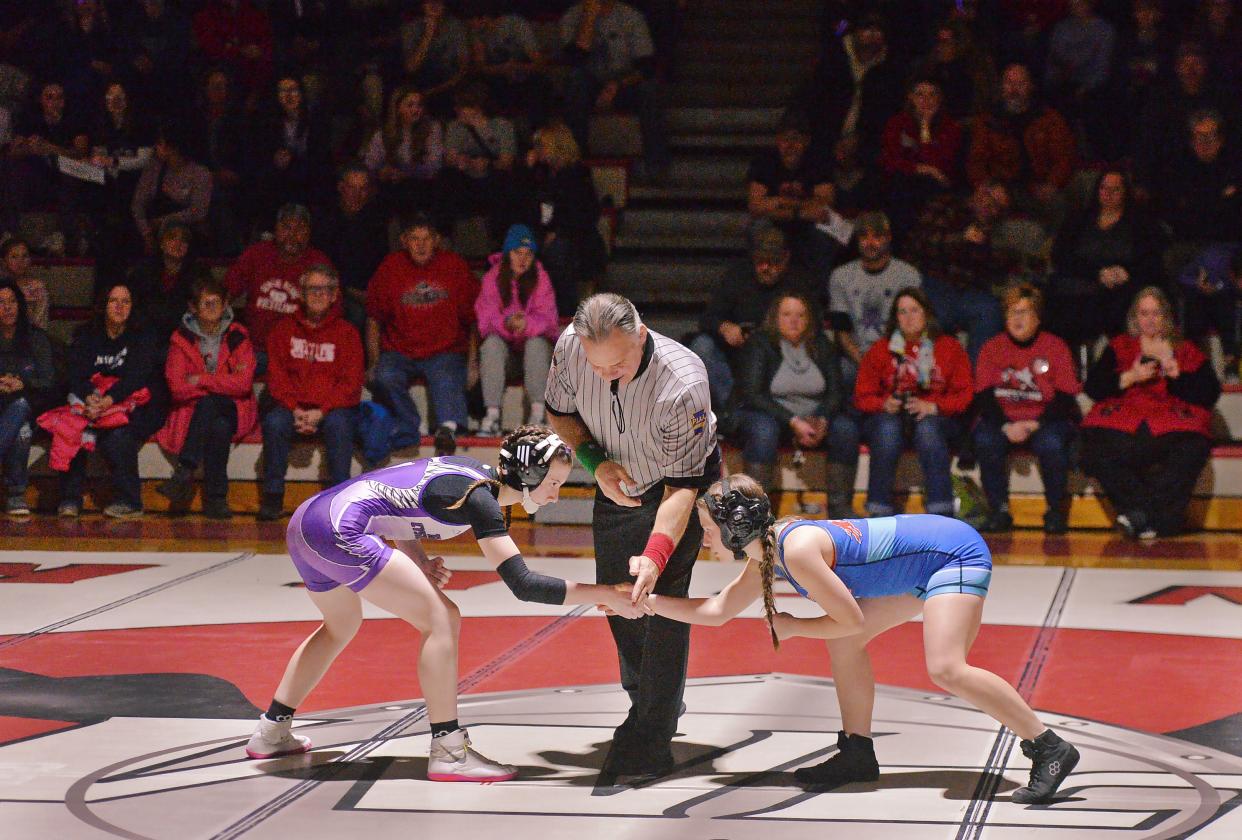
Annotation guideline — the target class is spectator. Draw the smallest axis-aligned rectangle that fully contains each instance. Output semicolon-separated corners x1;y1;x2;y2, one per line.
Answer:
855;287;972;517
1155;110;1242;259
520;122;605;317
559;0;670;180
192;0;274;103
88;79;155;275
442;81;517;244
733;292;848;510
972;283;1081;534
268;0;341;80
0;237;47;331
905;182;1015;362
1044;0;1117;159
2;80;90;254
1191;0;1242;92
914;18;996;121
966;63;1077;221
53;282;166;520
57;0;121;103
131;121;213;257
1178;244;1242;382
1134;40;1238;192
1113;0;1176;134
191;67;248;255
1048;169;1164;356
828;211;921;382
225;203;336;372
465;0;550;128
155;275;258;520
312;162;390;336
746;110;839;276
878;77;963;234
249;74;331;228
363;85;444;223
122;0;194;116
0;280;52;517
689;222;816;417
366;212;478;456
400;0;470;115
127;220;211;345
474;224;559;436
1080;286;1221;538
798;13;904;173
259;265;364;521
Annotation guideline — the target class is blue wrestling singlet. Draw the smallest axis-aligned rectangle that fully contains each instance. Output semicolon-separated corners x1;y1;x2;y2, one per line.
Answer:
774;514;992;601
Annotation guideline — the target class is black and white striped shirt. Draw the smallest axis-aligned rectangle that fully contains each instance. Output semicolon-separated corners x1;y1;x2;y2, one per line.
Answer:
545;326;717;495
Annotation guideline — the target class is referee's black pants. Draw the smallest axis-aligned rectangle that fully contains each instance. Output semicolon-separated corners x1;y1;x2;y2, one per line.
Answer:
593;482;702;760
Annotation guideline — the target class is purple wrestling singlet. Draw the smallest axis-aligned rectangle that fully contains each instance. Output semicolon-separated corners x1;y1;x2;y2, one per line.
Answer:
286;457;495;592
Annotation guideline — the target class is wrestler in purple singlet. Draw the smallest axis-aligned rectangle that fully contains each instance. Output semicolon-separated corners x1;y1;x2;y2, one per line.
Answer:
288;455;499;592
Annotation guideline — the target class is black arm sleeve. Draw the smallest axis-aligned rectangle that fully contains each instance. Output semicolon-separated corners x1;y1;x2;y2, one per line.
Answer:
1084;346;1124;401
1038;391;1080;424
497;554;568;605
975;388;1008;425
1167;361;1222;409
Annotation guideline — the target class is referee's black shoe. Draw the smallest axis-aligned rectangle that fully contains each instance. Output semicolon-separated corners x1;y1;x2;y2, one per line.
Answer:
433;424;457;457
1011;729;1079;804
794;731;878;789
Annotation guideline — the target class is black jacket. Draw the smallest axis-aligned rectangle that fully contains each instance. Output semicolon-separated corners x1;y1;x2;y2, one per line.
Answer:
736;330;844;424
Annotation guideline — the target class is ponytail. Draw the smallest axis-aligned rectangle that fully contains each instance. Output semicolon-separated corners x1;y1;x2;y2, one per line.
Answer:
446;477;512;530
759;528;780;650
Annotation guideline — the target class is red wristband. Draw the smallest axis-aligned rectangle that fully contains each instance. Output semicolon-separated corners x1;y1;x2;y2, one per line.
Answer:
642;533;675;575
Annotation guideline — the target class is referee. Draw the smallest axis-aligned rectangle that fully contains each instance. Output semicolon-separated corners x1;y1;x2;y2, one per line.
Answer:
545;293;719;779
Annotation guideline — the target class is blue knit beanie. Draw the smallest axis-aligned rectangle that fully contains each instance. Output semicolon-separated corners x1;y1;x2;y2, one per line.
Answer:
503;224;537;255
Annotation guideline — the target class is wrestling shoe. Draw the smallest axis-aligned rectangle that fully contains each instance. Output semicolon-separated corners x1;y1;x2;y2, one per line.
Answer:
427;728;517;782
1011;729;1079;804
794;731;879;789
245;715;311;759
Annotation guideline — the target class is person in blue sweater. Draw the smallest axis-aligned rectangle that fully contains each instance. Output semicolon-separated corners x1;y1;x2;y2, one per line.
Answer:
642;473;1079;804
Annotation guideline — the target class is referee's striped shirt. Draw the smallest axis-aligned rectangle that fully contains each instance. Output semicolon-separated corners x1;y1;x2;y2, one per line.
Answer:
545;326;717;496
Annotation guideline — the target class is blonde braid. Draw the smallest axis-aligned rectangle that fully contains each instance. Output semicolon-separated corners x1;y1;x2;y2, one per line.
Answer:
759;528;780;650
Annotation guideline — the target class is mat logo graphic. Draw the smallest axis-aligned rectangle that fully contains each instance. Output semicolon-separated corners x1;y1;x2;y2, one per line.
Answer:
0;562;158;584
1129;585;1242;606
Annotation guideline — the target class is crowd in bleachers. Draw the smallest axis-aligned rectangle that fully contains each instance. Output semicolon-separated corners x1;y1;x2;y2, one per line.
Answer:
699;0;1237;539
0;1;1237;539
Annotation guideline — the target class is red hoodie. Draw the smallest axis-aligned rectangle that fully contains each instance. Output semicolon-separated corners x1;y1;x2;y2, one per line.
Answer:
855;333;973;416
265;311;364;413
366;249;478;358
225;240;338;348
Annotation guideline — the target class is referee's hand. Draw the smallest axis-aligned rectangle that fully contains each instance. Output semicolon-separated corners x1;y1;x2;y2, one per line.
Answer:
595;461;641;507
629;555;658;607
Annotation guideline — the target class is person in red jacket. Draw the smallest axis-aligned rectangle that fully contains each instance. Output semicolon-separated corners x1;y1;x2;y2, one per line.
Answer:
971;283;1081;535
258;265;364;521
225;203;336;372
879;77;963;233
855;287;973;516
1079;286;1221;539
366;212;479;456
155;276;258;519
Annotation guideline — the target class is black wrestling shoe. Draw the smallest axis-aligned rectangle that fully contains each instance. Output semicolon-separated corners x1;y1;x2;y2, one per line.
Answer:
1011;729;1079;804
794;731;879;789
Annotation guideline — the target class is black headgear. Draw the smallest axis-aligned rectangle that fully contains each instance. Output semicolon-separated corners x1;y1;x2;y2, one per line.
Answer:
498;432;568;491
703;476;774;560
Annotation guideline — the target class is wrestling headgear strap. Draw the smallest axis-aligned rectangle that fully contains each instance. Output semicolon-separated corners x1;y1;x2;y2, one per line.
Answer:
703;476;774;560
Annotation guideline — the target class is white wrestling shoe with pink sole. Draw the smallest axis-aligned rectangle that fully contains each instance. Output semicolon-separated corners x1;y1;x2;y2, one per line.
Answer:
427;728;517;782
245;715;312;759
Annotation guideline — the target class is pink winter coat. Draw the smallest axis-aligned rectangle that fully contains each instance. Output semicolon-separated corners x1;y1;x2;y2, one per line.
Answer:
37;373;151;471
473;253;561;348
156;320;258;455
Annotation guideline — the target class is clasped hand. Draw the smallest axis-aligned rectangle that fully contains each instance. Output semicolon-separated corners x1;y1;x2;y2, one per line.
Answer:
597;583;654;619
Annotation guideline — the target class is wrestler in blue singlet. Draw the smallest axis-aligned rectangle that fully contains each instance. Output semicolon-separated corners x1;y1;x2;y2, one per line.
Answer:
774;514;992;600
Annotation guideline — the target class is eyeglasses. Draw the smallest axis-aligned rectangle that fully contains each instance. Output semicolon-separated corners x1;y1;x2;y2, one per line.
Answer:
303;285;337;295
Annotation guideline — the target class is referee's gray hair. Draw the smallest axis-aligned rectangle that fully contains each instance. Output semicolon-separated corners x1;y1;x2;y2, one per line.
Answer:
572;293;643;343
